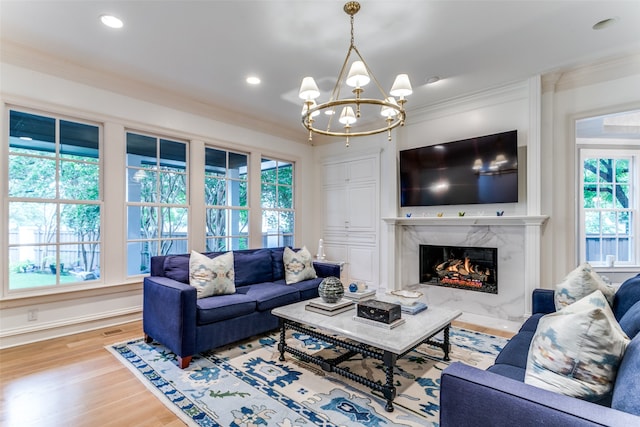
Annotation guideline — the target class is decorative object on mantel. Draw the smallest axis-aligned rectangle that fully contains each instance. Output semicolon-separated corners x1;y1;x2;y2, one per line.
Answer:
458;211;466;217
497;210;505;216
318;276;344;303
316;238;326;260
298;1;412;147
406;213;412;218
437;212;444;217
390;289;423;306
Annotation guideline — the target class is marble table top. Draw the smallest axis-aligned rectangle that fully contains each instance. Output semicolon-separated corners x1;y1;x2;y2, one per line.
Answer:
272;297;461;354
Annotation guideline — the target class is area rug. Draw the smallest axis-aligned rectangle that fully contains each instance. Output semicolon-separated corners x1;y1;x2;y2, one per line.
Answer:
107;327;508;427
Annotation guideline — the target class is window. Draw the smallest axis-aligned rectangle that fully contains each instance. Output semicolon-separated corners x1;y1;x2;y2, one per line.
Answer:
126;132;188;275
7;109;101;291
577;110;640;267
205;147;248;251
261;158;294;247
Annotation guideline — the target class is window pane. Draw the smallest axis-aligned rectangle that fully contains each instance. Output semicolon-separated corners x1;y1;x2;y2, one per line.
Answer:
583;159;597;182
162;239;188;255
161;207;188;238
615;159;629;183
127;169;157;203
9;202;58;242
597;159;614;183
60;161;100;200
277;184;292;208
127;241;153;275
159;171;186;204
615;184;630;209
602;211;617;234
205;177;226;205
277;162;293;185
159;139;186;171
279;211;294;233
9;111;56;156
126;133;157;167
229;152;247;176
205;147;226;174
9;155;56;198
60;120;99;161
206;208;226;236
128;206;158;239
584;211;600;234
261;158;277;184
261;183;276;208
8;245;58;290
60;203;101;240
206;238;226;252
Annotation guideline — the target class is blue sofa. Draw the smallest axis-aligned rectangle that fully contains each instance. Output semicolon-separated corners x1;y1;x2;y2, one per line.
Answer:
143;247;340;368
440;273;640;426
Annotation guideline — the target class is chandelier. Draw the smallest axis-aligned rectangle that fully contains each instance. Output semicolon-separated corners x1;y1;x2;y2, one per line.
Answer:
299;1;412;147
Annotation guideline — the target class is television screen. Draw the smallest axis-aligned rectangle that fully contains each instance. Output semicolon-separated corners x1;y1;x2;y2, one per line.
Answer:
400;130;518;206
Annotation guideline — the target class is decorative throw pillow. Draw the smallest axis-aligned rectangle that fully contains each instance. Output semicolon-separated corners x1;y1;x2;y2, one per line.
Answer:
189;251;235;298
525;290;630;401
554;262;615;310
283;246;317;285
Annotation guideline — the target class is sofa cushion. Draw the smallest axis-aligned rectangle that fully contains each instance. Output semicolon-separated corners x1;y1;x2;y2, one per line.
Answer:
283;246;317;285
611;334;640;416
189;251;235;298
613;273;640;321
286;276;323;300
196;293;256;324
233;249;274;287
525;290;630;402
493;331;535;369
241;282;300;311
164;254;191;283
271;247;286;281
554;262;615;310
619;300;640;339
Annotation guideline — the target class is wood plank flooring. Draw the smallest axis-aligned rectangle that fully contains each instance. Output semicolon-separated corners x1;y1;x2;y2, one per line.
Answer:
0;320;513;426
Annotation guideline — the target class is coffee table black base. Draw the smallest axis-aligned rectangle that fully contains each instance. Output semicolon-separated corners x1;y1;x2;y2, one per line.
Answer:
277;319;452;412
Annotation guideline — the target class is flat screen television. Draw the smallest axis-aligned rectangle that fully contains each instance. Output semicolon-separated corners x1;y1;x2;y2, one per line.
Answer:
399;130;518;207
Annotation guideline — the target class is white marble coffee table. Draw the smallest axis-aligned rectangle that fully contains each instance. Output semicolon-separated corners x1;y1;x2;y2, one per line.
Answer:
271;299;461;412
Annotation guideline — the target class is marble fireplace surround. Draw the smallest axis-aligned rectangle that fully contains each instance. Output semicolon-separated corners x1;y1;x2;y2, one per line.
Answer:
384;216;548;325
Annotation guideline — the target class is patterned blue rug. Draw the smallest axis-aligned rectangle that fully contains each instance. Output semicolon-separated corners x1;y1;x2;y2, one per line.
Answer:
107;327;507;426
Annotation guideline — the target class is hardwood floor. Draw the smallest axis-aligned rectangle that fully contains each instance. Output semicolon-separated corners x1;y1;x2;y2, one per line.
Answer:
0;320;513;426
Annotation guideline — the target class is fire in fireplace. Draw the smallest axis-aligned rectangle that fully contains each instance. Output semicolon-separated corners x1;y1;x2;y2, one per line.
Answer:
419;244;498;294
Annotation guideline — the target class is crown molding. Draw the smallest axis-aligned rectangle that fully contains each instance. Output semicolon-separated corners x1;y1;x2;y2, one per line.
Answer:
542;52;640;94
0;40;306;144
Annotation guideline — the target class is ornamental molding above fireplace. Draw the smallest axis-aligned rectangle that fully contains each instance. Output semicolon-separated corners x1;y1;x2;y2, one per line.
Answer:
383;215;548;227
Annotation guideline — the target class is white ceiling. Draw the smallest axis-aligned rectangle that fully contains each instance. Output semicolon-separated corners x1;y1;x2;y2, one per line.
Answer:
2;1;640;142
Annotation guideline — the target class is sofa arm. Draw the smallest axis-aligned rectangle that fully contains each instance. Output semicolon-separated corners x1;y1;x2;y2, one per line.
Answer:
532;288;556;314
313;261;341;279
143;276;197;362
440;362;639;427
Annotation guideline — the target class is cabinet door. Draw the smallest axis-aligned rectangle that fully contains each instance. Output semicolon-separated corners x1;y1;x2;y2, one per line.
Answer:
347;157;377;183
348;245;377;289
323;186;347;230
346;183;376;232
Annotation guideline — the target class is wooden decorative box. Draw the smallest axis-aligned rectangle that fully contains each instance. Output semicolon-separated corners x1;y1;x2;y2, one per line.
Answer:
356;299;401;324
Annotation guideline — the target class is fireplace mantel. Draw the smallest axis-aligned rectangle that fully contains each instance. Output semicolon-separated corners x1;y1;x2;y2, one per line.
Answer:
383;215;548;227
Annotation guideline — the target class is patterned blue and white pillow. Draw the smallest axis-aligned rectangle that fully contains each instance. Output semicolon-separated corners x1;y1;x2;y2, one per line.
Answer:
283;246;317;285
554;262;615;310
525;290;630;401
189;251;235;298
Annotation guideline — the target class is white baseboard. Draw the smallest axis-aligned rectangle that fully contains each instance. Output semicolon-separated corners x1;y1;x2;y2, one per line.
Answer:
0;307;142;349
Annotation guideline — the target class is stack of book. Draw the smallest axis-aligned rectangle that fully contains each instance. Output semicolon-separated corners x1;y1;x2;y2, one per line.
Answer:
352;315;406;329
400;301;428;315
343;289;376;301
305;298;354;316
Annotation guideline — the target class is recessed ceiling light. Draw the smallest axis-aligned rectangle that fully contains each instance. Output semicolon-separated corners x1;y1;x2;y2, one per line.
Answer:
425;76;441;85
100;14;124;29
593;17;619;30
246;76;261;85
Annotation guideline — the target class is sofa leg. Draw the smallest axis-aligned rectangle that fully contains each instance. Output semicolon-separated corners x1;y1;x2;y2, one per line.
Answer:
144;334;153;343
178;356;192;369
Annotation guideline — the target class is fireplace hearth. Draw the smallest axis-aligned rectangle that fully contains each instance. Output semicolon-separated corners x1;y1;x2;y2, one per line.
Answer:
419;244;498;294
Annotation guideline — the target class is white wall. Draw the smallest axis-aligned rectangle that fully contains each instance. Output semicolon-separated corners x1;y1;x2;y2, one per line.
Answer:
540;53;640;286
0;61;321;348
